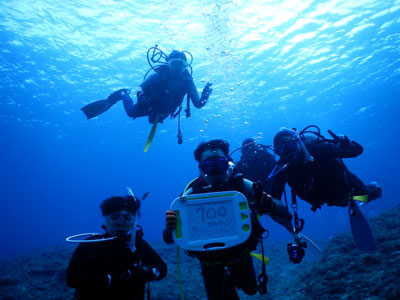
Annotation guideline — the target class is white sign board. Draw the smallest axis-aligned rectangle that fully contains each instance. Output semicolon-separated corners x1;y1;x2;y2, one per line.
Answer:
170;191;251;251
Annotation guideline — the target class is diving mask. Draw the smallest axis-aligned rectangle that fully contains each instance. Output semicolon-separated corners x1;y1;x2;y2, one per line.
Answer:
199;156;229;176
274;138;298;157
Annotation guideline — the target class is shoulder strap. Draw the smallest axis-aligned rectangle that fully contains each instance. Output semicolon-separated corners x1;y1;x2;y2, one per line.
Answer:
183;177;202;194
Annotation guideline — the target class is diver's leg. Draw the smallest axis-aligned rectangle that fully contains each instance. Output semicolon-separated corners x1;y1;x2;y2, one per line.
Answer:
200;262;238;300
347;171;382;201
365;182;382;200
122;93;150;118
230;254;258;295
222;270;240;300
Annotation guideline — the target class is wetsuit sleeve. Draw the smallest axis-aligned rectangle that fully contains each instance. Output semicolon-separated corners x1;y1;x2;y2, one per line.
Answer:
244;179;293;233
186;78;206;108
266;196;293;233
269;167;287;200
308;140;363;159
66;244;110;289
137;238;168;281
341;140;363;157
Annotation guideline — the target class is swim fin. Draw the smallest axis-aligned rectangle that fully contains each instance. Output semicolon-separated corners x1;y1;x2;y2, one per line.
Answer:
81;98;115;120
348;199;376;251
143;115;159;152
250;252;270;264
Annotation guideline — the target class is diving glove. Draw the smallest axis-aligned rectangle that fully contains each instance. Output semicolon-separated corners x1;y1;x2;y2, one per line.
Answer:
111;265;155;287
200;82;213;104
131;265;157;282
166;210;177;231
328;130;350;149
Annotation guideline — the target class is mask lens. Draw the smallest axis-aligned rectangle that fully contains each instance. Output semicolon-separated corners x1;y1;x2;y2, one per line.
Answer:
275;139;297;157
243;144;256;155
199;157;229;175
169;59;186;68
110;212;133;222
285;139;298;150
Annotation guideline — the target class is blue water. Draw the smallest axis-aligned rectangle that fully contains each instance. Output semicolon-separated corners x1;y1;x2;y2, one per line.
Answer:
0;0;399;258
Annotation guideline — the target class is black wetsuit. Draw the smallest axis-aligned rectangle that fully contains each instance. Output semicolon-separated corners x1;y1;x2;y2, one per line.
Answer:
123;65;206;124
67;231;167;300
234;146;276;194
270;136;374;211
163;175;291;300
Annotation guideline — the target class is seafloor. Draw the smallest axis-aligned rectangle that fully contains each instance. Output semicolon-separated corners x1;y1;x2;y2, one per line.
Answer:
1;205;399;300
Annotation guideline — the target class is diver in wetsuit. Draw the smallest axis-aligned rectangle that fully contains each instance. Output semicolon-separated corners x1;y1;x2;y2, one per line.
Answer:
163;139;293;300
234;138;277;194
270;126;382;211
82;48;212;125
67;195;167;300
119;50;212;124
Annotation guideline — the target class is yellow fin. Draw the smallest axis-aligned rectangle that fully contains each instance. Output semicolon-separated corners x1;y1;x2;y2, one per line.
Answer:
143;115;159;153
353;195;368;202
250;252;269;265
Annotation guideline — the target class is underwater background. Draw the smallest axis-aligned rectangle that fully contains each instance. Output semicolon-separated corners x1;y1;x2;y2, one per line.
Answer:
0;0;399;260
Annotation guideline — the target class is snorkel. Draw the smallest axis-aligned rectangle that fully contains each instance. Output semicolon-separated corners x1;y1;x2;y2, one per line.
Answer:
126;187;138;252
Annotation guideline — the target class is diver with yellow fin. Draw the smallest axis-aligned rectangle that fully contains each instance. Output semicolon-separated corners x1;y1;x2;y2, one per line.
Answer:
163;139;293;299
269;125;382;251
81;45;212;151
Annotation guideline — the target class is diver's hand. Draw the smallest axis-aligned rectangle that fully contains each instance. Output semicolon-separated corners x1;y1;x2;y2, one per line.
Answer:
166;210;177;232
107;89;130;104
328;130;350;149
200;82;213;104
337;135;350;149
131;265;156;282
109;269;133;288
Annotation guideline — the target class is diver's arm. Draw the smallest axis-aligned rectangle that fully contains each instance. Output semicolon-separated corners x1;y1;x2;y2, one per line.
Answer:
341;140;363;158
266;197;293;233
269;170;286;200
245;179;293;233
187;79;212;108
186;79;203;108
138;238;167;281
309;140;363;159
66;244;111;289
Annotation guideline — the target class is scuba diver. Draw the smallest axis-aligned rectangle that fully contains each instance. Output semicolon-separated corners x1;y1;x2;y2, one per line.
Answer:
163;139;293;300
67;194;167;300
269;126;382;211
81;46;212;148
233;138;277;194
